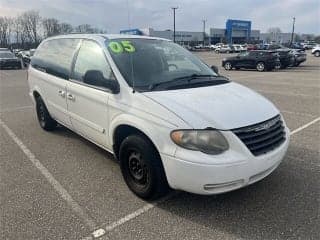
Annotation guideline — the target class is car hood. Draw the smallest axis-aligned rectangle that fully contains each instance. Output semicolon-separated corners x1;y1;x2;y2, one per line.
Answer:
142;82;279;129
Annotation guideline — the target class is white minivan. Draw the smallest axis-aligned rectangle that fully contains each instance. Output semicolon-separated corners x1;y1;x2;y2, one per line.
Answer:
28;34;290;199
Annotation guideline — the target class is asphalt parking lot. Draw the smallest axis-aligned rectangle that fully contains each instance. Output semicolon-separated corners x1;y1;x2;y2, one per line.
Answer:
0;51;319;240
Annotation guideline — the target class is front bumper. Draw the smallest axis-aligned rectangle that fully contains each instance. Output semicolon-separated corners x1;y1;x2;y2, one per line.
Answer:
161;127;290;195
295;55;306;63
280;56;294;67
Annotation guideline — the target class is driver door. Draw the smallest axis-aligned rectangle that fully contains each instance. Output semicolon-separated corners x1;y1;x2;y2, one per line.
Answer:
67;40;117;148
235;52;250;68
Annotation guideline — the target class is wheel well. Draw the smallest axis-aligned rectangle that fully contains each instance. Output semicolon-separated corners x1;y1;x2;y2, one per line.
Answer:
113;125;158;160
33;91;41;100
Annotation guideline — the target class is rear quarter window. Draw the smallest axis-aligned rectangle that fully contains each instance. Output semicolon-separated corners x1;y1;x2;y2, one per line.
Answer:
31;38;80;80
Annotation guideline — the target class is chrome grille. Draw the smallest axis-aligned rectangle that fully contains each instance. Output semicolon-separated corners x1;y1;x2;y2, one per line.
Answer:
232;115;286;156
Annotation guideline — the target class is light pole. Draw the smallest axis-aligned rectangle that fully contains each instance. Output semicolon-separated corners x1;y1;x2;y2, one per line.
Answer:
171;7;178;43
202;19;207;45
291;17;296;44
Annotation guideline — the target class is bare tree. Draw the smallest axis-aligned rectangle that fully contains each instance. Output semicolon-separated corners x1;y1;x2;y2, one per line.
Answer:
0;17;13;47
58;22;73;34
267;27;282;43
74;24;93;33
42;18;60;37
20;10;41;44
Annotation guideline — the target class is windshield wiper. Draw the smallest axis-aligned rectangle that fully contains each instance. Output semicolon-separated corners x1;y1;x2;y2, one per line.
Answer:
148;74;218;91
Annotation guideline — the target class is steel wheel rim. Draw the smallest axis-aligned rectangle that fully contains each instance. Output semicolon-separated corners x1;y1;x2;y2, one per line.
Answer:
38;102;46;126
128;151;148;185
257;63;264;71
225;63;231;70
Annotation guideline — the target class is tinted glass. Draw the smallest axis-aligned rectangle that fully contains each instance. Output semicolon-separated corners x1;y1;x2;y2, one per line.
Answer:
31;38;80;79
106;39;219;90
0;52;15;58
73;40;115;86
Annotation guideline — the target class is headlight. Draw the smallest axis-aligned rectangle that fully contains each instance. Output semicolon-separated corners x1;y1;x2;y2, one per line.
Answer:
170;130;229;155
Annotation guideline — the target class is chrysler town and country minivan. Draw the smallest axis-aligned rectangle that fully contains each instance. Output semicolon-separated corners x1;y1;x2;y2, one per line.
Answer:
28;34;290;199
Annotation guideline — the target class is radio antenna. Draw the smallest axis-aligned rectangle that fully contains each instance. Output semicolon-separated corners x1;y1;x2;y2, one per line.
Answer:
126;0;135;93
126;0;131;29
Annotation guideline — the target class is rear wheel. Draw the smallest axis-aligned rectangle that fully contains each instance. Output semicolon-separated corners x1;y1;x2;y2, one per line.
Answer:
119;134;169;200
256;62;265;72
224;62;232;70
35;96;57;131
314;51;320;57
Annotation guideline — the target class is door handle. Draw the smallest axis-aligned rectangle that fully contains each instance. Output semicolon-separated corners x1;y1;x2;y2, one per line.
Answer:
67;93;75;101
58;90;66;98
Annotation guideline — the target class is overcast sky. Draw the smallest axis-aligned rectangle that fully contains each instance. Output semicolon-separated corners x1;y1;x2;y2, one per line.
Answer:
1;0;319;34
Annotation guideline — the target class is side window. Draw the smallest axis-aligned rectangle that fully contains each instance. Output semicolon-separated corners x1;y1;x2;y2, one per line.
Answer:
73;40;115;87
248;51;257;57
31;38;79;79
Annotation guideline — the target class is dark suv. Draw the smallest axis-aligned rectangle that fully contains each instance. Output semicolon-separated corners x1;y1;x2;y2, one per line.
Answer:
263;45;295;69
222;50;280;72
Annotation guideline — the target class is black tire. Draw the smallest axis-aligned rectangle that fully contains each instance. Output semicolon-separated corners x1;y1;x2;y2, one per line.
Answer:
119;134;169;200
35;96;57;131
256;62;265;72
224;61;232;70
280;63;287;69
315;51;320;57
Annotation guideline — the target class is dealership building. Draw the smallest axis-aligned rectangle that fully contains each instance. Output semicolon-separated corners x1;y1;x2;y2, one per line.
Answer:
120;19;295;45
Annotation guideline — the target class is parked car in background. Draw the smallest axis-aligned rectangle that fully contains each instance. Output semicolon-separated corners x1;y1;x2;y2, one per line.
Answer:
210;43;224;50
232;44;241;52
302;41;316;50
246;44;257;51
311;45;320;57
290;49;307;66
263;45;294;69
215;45;232;53
20;49;36;67
0;51;22;69
222;50;280;72
283;42;304;50
13;49;23;56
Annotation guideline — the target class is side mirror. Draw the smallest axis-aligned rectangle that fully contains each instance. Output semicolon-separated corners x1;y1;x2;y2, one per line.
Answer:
211;65;219;74
83;70;120;94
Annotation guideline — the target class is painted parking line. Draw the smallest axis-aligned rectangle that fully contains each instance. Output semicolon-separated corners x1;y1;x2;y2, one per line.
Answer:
281;110;318;118
0;71;11;77
82;192;178;240
0;118;97;231
290;117;320;135
0;105;33;113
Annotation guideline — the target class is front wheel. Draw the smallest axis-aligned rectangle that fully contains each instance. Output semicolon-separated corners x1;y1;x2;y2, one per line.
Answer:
315;51;320;57
224;62;232;70
256;62;265;72
36;96;57;131
119;135;169;200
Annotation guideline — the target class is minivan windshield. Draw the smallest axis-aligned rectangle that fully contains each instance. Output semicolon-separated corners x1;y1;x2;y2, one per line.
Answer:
106;38;228;91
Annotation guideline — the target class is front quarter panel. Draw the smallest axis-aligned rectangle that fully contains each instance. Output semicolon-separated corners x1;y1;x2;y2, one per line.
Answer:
107;92;190;156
